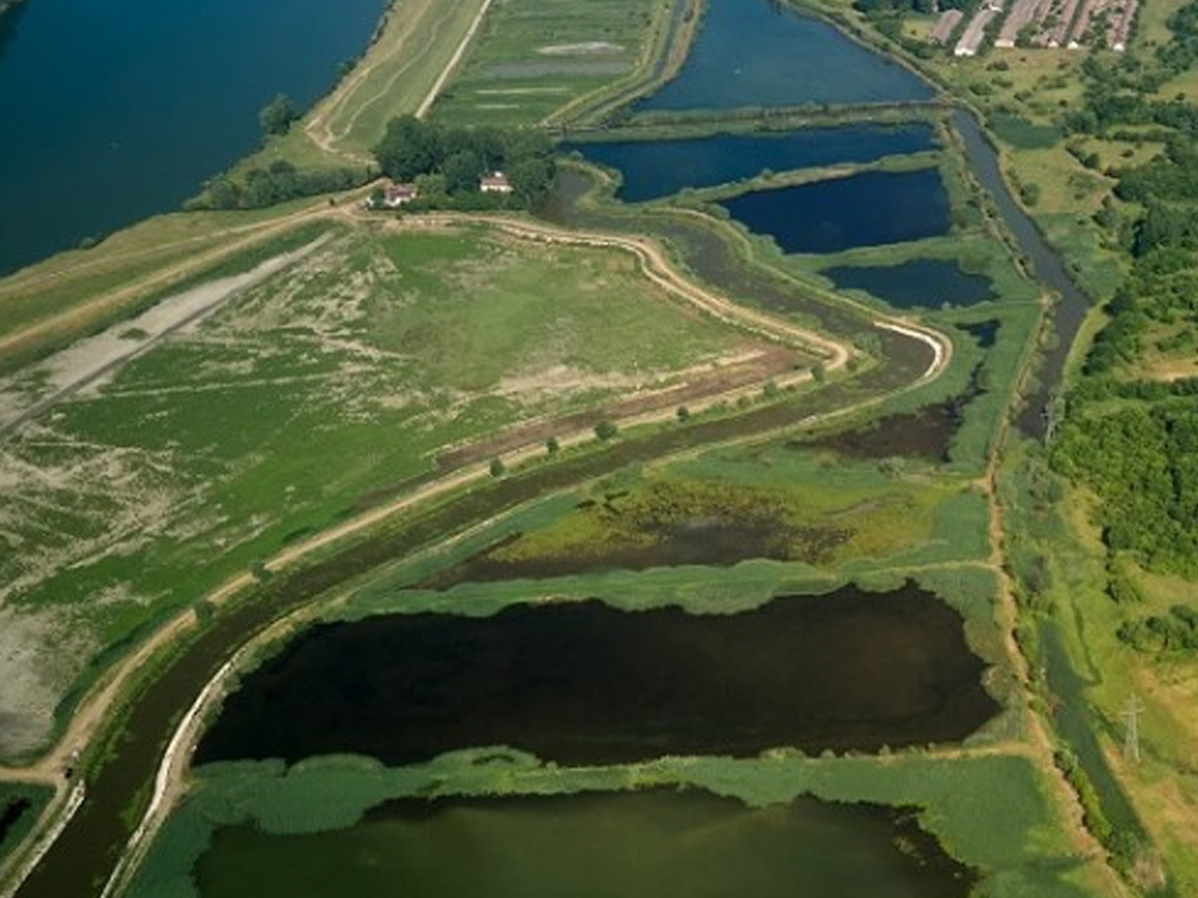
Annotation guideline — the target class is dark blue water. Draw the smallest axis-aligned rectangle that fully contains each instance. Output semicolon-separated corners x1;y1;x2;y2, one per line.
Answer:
0;0;384;276
636;0;932;112
823;258;996;309
565;124;935;202
719;168;950;255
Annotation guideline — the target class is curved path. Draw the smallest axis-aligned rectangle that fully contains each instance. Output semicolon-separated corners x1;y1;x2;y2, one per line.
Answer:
0;209;951;898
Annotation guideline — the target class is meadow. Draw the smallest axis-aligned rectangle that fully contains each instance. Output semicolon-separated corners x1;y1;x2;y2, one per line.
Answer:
427;0;668;127
0;221;768;760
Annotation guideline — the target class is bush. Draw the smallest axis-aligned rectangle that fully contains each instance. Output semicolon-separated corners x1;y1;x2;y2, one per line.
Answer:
594;420;619;441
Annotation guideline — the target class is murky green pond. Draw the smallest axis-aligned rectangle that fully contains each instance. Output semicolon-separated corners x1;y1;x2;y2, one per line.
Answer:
194;790;975;898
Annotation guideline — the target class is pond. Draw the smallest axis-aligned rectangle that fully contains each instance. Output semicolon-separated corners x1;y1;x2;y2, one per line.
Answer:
564;124;935;202
0;0;384;276
822;258;996;309
192;790;976;898
196;583;997;767
718;168;950;255
635;0;932;112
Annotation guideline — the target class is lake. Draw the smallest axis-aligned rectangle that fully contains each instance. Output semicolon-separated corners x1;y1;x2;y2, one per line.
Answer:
718;168;950;254
193;790;976;898
823;258;996;309
635;0;932;111
0;0;384;276
196;584;997;767
565;124;935;202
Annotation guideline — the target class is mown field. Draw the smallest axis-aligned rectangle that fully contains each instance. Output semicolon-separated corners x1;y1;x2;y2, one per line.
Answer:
429;0;666;126
0;221;769;760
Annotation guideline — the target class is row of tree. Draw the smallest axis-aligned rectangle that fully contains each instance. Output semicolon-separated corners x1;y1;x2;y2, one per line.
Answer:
189;161;371;211
372;115;555;208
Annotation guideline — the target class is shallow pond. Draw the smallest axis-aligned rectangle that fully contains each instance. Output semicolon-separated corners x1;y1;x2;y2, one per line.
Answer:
719;168;950;254
823;258;996;309
194;790;975;898
565;124;935;202
635;0;932;111
196;583;997;767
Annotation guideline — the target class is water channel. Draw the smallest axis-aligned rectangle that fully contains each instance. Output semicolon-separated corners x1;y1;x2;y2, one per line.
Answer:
0;0;384;276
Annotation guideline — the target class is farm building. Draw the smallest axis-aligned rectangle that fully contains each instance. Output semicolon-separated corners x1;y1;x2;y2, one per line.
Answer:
480;171;513;194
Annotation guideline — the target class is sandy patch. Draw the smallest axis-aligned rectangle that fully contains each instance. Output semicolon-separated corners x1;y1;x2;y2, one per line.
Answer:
537;41;624;55
0;606;95;757
0;237;332;436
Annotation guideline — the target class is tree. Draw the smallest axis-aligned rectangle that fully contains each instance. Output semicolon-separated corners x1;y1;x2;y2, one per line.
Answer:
594;420;619;441
442;149;485;195
259;93;298;137
489;457;506;478
676;406;691;422
374;115;442;181
546;436;560;455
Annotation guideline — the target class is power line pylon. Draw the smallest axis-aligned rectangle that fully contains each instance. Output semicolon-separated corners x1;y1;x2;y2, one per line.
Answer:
1122;694;1145;763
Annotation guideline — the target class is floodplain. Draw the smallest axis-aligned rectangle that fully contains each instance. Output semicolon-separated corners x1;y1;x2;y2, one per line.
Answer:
0;0;1147;895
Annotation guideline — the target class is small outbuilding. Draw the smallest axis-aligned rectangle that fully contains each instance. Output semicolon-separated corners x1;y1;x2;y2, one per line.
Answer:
384;183;419;207
479;171;513;194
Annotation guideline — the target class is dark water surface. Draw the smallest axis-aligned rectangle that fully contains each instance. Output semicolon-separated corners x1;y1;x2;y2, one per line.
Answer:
0;0;383;276
0;798;31;848
823;258;996;309
565;124;935;201
719;168;950;254
195;791;975;898
196;584;997;767
636;0;932;111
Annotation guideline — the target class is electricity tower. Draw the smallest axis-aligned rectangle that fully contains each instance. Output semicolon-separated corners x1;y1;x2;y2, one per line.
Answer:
1122;695;1145;763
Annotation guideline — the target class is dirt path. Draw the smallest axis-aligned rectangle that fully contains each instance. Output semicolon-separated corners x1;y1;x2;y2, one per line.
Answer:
415;0;495;120
303;0;491;163
0;201;347;371
0;236;332;439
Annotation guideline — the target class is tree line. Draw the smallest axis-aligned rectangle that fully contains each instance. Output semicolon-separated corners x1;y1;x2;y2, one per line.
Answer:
371;115;555;210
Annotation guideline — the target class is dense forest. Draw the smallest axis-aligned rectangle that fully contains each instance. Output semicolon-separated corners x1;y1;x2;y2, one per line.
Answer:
1048;0;1198;588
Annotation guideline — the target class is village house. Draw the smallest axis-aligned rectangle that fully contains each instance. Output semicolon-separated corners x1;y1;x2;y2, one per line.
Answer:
479;171;513;194
383;183;419;207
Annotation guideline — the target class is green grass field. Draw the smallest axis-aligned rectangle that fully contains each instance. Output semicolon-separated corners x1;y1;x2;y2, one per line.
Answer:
0;221;764;760
428;0;665;126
